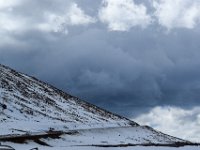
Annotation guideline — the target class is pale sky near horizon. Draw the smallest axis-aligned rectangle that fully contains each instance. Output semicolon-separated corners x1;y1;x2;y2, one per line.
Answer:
1;0;200;142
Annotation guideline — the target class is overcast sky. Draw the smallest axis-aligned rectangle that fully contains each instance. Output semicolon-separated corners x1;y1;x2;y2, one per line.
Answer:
1;0;200;141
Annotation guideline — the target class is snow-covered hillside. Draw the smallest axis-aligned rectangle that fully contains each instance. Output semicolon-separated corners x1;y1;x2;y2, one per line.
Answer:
0;64;136;135
0;64;198;149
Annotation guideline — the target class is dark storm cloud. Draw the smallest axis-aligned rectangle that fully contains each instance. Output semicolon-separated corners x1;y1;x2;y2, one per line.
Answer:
1;0;200;117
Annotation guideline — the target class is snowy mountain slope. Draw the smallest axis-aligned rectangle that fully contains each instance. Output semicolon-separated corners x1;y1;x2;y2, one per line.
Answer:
1;126;196;150
2;143;200;150
0;64;198;149
0;64;137;135
42;126;189;147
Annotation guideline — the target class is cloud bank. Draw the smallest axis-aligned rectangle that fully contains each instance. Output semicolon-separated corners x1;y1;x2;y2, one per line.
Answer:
0;0;23;9
99;0;151;31
38;3;96;34
1;0;200;36
1;0;200;120
152;0;200;29
134;106;200;142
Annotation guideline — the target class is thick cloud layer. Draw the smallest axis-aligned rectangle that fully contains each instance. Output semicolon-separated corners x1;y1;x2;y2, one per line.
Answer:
134;106;200;142
153;0;200;29
99;0;151;31
0;0;200;119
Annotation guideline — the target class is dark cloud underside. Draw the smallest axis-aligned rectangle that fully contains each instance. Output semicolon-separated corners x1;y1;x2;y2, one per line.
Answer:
1;0;200;117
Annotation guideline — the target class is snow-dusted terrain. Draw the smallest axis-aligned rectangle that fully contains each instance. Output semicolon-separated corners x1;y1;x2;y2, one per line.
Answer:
0;64;199;149
2;143;200;150
0;64;136;135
